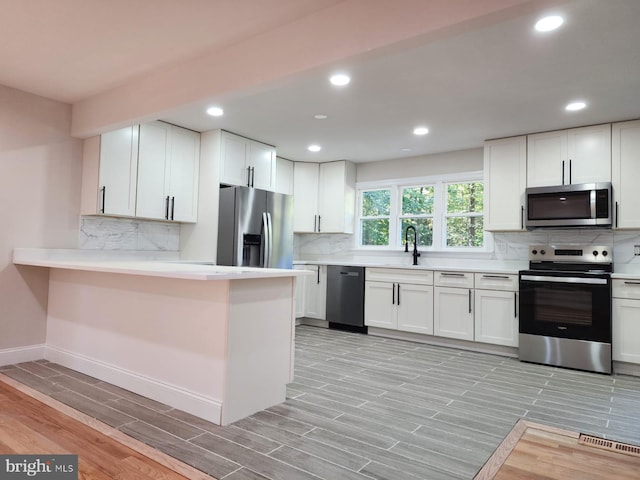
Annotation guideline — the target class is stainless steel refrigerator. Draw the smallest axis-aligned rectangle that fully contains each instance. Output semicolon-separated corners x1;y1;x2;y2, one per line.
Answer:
217;186;294;268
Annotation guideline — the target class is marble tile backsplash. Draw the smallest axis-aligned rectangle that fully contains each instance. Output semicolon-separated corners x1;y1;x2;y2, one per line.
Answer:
79;216;180;251
296;229;640;267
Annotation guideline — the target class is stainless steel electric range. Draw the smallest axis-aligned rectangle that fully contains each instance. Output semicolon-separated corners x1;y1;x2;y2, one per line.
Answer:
519;245;612;374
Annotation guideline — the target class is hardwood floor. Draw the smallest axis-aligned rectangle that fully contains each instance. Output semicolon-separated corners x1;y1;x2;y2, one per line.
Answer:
2;325;640;479
475;420;640;479
0;374;213;480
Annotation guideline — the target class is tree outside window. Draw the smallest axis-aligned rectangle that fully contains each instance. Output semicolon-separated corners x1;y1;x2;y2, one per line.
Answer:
445;182;484;247
400;186;434;247
360;189;391;246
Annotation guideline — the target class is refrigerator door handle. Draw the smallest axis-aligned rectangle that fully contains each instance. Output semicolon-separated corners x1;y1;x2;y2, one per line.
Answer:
266;212;273;268
261;212;269;267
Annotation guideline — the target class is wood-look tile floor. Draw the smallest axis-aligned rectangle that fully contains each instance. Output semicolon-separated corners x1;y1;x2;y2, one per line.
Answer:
2;325;640;480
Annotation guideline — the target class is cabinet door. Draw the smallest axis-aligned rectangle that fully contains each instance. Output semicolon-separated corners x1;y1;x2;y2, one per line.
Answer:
275;157;294;195
434;287;474;341
397;284;433;335
220;132;249;186
613;298;640;363
364;281;396;329
318;161;355;233
167;126;200;222
474;289;518;347
483;136;526;231
293;163;319;232
137;121;171;220
612;120;640;229
567;124;611;184
98;126;139;216
527;130;567;187
293;265;307;319
304;265;326;320
249;141;276;191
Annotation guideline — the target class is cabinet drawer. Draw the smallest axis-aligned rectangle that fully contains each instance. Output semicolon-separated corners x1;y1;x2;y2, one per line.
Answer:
613;278;640;300
434;271;473;288
366;268;433;285
474;273;518;291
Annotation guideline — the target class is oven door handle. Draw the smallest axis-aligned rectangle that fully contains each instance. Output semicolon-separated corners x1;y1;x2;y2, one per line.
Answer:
520;274;608;285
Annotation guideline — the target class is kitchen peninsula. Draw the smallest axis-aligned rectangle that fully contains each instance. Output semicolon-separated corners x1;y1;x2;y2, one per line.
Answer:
13;248;310;425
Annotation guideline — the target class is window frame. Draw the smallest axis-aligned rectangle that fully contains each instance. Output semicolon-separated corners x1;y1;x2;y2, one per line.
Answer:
356;171;489;252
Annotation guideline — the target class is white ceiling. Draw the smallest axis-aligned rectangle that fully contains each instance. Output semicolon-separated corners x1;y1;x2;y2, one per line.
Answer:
2;0;640;163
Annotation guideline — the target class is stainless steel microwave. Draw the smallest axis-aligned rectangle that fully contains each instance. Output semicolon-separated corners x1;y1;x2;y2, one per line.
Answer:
525;182;612;228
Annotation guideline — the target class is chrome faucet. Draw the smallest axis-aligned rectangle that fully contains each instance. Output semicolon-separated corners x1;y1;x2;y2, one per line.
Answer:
404;226;421;265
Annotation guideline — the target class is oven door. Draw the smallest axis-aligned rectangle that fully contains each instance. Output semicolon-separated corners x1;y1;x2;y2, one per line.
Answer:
519;270;611;343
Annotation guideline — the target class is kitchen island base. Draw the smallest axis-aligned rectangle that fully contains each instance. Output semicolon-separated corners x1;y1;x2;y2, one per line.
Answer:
45;268;295;425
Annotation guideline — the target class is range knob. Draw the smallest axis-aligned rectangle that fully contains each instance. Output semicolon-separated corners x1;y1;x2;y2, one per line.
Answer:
540;249;546;255
532;249;538;255
593;250;599;256
602;250;608;257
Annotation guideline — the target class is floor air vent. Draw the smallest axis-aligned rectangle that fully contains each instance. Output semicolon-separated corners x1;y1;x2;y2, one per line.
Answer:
579;434;640;457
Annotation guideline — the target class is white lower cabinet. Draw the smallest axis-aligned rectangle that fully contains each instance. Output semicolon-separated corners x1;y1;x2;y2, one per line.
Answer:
364;268;433;334
434;272;474;341
296;265;327;320
474;273;519;347
613;279;640;364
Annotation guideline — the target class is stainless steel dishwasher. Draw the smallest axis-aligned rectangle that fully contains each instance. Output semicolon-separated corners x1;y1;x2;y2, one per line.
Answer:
326;265;367;333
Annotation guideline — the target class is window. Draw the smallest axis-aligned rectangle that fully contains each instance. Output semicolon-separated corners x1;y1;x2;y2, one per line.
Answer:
357;174;484;250
360;189;391;246
400;185;434;247
445;182;484;247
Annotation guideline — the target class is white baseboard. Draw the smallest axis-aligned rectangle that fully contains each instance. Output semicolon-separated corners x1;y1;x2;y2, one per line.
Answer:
44;346;223;424
0;344;45;367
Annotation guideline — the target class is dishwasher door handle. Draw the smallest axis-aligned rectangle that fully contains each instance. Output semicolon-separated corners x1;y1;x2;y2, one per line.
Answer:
340;271;360;276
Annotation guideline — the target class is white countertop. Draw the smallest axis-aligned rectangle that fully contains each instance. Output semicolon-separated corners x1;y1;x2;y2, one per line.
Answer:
14;248;312;281
294;259;526;275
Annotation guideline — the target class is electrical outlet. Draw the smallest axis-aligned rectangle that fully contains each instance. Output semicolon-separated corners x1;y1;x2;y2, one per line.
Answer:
635;245;640;256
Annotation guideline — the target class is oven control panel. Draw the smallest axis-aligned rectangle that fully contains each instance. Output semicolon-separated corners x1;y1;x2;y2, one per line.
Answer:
529;245;611;263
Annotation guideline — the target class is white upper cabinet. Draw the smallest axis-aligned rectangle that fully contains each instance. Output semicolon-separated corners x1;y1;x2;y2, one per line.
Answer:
483;136;526;231
96;126;139;216
293;162;320;232
219;131;276;191
166;126;201;222
612;120;640;229
275;157;294;195
293;160;356;233
136;121;200;222
527;124;611;187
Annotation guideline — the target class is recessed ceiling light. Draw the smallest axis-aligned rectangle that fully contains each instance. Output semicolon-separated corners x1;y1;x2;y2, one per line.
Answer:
535;15;564;32
206;106;224;117
565;101;586;111
413;126;429;136
308;144;322;152
401;148;413;152
329;73;350;86
314;114;328;120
